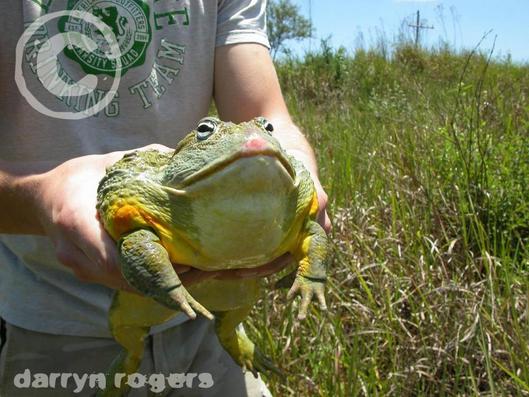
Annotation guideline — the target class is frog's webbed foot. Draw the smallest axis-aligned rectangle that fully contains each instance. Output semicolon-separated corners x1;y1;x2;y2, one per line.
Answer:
215;308;283;379
287;276;327;320
289;220;330;320
119;229;213;320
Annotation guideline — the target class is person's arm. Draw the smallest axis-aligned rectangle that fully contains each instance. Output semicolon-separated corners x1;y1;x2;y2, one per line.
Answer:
214;43;331;231
0;162;48;235
0;153;131;289
0;148;288;289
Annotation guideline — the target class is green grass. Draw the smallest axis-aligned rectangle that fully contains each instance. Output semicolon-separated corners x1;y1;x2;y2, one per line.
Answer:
249;42;529;396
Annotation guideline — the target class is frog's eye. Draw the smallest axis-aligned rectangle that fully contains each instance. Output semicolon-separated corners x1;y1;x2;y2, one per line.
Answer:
256;117;274;133
264;121;274;133
196;118;218;140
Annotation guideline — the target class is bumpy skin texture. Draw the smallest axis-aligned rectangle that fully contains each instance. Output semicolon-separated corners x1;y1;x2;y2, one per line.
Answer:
96;117;330;396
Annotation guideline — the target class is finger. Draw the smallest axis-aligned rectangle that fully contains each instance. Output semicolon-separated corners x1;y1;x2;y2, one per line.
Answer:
317;210;332;234
138;143;173;153
313;183;331;233
56;239;132;291
55;239;91;277
61;208;129;290
103;150;131;166
172;264;192;274
60;181;115;265
179;269;220;286
100;146;172;172
181;254;291;283
254;253;293;276
77;228;124;283
231;253;293;279
324;212;332;233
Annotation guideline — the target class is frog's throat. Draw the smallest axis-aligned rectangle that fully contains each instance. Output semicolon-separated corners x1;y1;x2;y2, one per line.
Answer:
176;149;295;188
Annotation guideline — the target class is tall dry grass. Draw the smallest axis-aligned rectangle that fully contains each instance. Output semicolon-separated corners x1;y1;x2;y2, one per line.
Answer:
250;40;529;396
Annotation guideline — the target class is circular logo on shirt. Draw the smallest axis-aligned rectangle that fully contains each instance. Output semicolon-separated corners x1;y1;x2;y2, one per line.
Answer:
59;0;151;76
15;10;122;120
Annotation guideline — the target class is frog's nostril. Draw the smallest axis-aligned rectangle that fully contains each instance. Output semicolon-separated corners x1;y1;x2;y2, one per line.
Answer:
243;137;268;152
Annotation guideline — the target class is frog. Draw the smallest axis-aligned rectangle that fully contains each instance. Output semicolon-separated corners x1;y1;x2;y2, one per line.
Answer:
95;116;330;396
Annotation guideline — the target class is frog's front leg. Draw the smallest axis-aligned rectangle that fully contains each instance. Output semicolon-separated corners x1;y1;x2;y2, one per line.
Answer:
288;220;329;320
119;229;213;320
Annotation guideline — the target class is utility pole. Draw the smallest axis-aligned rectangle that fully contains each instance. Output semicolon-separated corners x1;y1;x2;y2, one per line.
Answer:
408;10;434;47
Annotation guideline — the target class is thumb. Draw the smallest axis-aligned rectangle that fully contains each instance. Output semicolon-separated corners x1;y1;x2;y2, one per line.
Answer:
138;143;173;153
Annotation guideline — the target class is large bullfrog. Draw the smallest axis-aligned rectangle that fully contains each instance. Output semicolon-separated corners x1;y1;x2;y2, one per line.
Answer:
96;117;329;395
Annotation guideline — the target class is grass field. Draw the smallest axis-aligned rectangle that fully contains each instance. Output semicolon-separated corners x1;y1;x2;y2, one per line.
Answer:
249;41;529;396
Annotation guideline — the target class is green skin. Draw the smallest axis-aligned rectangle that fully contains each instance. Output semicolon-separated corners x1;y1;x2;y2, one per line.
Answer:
96;117;329;396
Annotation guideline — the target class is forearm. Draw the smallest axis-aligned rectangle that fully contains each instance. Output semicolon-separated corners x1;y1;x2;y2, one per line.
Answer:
214;43;330;230
213;45;319;176
266;115;331;231
266;115;320;177
0;161;47;235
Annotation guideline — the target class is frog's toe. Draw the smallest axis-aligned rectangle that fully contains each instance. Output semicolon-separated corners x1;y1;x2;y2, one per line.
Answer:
253;348;283;379
169;285;214;320
287;276;326;320
240;346;281;379
316;285;327;310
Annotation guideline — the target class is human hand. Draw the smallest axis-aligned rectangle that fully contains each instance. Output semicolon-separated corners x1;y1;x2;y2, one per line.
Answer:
175;253;293;286
34;144;289;291
34;145;172;290
311;176;331;233
285;149;331;234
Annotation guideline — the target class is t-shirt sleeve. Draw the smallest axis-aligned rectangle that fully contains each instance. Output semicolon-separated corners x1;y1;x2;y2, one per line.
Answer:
216;0;270;48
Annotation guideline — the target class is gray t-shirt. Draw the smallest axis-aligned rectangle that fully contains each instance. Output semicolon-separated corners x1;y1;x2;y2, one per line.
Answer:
0;0;269;337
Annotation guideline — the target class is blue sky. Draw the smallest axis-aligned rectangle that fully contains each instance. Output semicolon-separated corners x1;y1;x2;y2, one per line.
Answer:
288;0;529;63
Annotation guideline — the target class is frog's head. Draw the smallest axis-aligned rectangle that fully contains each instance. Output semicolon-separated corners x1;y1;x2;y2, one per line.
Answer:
163;117;296;189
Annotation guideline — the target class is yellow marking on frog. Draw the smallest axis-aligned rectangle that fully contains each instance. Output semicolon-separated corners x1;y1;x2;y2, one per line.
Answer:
107;198;202;266
157;229;200;265
294;233;312;275
309;191;319;218
110;203;148;239
136;209;206;266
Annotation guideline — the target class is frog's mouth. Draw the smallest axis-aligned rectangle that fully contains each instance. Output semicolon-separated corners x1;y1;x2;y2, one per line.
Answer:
177;138;296;188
